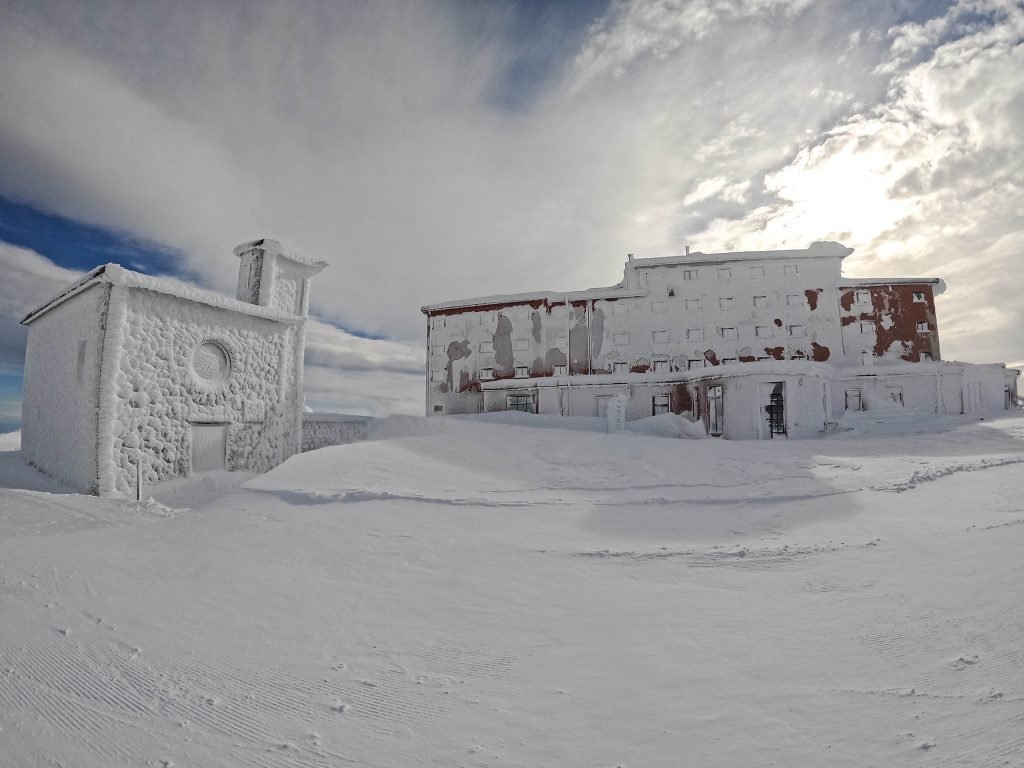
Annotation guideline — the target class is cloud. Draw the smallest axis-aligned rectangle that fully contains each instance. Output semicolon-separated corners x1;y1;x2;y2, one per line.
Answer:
695;0;1024;365
0;0;1020;389
0;242;82;375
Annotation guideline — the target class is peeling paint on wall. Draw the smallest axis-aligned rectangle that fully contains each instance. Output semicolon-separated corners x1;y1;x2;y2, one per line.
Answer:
764;346;785;360
811;342;830;362
531;311;542;343
704;349;720;366
493;315;513;373
805;289;822;310
569;305;590;374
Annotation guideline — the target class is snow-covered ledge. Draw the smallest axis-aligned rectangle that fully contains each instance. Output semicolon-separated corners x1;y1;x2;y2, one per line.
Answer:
301;413;371;453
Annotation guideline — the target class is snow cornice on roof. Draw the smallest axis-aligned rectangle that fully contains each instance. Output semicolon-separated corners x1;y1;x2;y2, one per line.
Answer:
233;238;327;272
422;287;646;315
629;240;855;269
838;277;946;295
22;263;305;326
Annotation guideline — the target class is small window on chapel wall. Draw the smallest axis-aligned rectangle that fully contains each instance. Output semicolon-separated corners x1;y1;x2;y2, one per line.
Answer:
913;291;926;302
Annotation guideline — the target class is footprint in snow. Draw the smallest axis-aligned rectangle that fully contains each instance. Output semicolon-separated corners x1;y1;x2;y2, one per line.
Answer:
950;654;980;670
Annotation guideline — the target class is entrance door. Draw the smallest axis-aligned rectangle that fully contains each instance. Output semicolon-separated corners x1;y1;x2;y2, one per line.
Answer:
191;423;228;473
761;382;786;439
707;385;724;436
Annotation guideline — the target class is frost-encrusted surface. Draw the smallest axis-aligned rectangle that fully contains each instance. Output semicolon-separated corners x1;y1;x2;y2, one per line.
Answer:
103;289;302;495
21;283;108;492
301;414;370;452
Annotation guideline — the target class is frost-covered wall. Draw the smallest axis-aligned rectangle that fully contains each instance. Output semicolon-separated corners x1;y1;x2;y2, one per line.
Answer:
99;288;302;495
838;283;940;364
425;250;847;416
301;413;370;452
21;283;109;492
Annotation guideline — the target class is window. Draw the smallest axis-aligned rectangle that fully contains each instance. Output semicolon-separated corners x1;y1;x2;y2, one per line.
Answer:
431;316;446;329
513;338;530;351
433;404;444;412
430;370;445;382
612;302;628;315
688;358;704;370
515;366;529;378
653;360;669;372
479;314;492;324
719;297;734;310
722;357;737;364
786;294;803;306
791;351;805;360
916;321;929;333
682;269;697;281
554;365;567;375
686;328;703;341
431;344;443;356
717;268;732;280
855;290;870;305
512;306;529;320
784;264;799;275
652;301;667;314
481;367;494;379
652;394;671;415
750;266;765;277
648;270;665;285
613;332;629;345
921;351;933;362
844;389;862;411
507;394;536;413
596;396;615;417
685;298;701;311
912;291;926;302
755;325;772;338
887;387;904;406
720;327;738;340
753;295;768;307
653;330;669;343
479;341;493;353
859;321;873;333
789;325;806;337
613;361;628;374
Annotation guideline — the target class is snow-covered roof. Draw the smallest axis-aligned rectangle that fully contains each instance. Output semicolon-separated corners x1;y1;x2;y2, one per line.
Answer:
233;238;327;271
629;241;854;269
422;287;647;314
421;242;857;314
838;277;946;295
21;263;306;326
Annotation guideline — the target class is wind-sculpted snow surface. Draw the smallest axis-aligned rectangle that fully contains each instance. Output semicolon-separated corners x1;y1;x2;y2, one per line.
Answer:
0;413;1023;766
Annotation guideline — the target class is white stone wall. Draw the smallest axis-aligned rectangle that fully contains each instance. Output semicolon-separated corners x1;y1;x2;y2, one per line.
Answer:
301;414;370;452
22;283;109;492
101;289;302;495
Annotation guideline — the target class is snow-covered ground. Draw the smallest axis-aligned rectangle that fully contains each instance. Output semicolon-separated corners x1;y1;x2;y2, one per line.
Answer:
1;413;1023;767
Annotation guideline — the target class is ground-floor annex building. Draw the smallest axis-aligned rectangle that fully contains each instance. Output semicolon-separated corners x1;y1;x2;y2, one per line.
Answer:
421;242;1019;439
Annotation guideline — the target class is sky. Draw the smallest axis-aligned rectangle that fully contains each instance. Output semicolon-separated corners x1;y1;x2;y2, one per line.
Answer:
0;0;1021;427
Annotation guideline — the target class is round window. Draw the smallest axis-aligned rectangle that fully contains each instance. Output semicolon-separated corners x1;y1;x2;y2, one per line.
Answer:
192;341;231;384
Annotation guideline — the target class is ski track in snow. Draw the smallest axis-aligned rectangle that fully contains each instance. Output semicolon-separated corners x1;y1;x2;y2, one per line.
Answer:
1;414;1023;766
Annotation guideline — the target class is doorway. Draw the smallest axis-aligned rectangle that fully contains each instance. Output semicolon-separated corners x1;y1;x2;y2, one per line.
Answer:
191;423;228;473
707;385;724;436
761;382;786;439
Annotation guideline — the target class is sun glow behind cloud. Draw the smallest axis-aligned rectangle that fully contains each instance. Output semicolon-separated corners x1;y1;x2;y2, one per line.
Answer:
0;0;1022;417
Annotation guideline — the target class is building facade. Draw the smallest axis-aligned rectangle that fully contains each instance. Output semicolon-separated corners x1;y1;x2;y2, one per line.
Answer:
422;242;1019;438
21;239;363;496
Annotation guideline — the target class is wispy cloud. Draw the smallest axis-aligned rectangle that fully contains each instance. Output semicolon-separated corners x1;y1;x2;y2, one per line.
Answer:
0;0;1020;413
